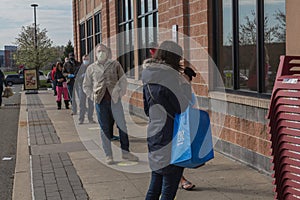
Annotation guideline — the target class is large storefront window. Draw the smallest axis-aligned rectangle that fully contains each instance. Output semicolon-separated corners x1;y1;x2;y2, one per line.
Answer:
86;18;93;56
94;12;102;46
213;0;286;94
79;23;86;60
118;0;135;76
137;0;158;65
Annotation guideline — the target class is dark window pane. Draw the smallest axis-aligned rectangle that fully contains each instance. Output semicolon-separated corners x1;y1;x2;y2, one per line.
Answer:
221;0;233;89
264;0;286;93
239;0;257;91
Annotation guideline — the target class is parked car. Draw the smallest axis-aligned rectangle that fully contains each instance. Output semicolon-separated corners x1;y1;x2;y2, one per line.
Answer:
46;71;52;83
5;74;24;86
18;69;47;81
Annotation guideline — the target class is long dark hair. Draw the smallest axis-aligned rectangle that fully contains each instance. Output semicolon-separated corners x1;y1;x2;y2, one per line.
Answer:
153;40;183;71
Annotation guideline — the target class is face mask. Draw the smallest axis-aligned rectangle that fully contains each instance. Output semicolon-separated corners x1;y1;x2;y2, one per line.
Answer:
83;60;89;65
97;51;107;61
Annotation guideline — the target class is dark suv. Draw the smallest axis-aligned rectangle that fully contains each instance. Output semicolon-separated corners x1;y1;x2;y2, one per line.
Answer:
5;74;24;86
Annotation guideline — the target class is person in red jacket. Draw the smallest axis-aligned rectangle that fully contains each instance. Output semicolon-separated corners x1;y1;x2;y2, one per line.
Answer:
50;64;57;96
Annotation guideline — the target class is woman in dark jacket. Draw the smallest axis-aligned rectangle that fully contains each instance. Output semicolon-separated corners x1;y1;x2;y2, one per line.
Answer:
142;41;192;200
54;62;69;109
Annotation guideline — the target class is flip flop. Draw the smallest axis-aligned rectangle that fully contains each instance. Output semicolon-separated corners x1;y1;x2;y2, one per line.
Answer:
181;181;195;191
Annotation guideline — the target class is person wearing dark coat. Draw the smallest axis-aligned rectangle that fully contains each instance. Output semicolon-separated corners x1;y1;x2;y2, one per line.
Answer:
142;41;192;200
0;69;7;107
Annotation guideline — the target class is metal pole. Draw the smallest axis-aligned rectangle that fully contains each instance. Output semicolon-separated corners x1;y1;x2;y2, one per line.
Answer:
31;3;39;90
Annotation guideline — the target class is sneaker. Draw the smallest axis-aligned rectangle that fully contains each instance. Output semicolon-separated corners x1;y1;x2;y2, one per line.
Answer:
111;135;120;141
89;120;96;124
106;156;114;165
71;111;77;115
78;120;84;125
122;152;139;162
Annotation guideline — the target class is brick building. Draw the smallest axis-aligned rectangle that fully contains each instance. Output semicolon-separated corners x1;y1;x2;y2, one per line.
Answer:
72;0;297;173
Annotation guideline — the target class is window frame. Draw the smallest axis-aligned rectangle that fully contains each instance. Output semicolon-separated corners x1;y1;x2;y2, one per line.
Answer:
211;0;285;97
117;0;135;76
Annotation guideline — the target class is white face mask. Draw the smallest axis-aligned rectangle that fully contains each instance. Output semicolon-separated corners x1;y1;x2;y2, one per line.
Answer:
83;60;90;65
97;51;107;62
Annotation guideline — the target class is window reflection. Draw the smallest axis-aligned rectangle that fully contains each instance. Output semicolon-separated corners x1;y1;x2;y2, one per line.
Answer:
264;0;286;93
118;0;134;76
238;0;257;91
221;0;233;88
214;0;286;94
137;0;158;69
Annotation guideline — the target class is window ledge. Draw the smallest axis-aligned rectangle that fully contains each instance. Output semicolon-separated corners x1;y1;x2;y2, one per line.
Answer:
209;91;270;109
127;78;142;85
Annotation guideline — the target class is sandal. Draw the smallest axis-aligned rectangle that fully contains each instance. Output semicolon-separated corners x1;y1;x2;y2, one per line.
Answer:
181;181;195;191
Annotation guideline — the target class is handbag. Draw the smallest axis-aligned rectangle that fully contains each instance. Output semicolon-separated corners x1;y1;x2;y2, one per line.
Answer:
2;87;13;98
146;84;214;168
170;106;214;168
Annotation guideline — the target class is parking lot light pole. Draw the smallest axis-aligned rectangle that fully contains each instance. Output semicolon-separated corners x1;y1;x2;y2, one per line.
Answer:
31;3;39;91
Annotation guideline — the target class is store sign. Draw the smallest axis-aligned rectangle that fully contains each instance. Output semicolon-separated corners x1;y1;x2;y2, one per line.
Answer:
24;69;38;90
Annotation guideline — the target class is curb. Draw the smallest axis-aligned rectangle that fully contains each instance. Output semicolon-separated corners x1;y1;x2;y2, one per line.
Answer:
12;92;32;200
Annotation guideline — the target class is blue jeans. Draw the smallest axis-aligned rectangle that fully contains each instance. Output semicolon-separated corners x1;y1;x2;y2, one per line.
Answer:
67;83;77;113
95;99;129;157
145;165;184;200
78;86;94;122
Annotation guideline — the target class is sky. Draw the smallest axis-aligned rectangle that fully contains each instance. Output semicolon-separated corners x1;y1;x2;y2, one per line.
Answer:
0;0;73;49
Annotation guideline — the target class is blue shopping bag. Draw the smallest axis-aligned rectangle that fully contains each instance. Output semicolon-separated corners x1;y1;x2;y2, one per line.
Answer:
171;106;214;168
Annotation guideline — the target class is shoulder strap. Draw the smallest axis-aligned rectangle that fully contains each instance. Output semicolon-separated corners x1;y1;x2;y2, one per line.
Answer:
146;84;174;120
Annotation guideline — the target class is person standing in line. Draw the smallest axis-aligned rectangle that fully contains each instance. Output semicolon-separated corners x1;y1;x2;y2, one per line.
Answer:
148;41;196;191
77;54;96;124
142;41;192;200
83;43;138;165
50;64;57;96
63;52;81;115
0;68;6;108
54;62;70;110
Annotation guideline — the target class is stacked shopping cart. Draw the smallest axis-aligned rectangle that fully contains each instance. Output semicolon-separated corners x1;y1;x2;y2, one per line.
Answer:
268;55;300;199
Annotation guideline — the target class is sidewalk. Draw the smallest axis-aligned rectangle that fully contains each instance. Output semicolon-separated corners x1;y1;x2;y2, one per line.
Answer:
13;90;274;200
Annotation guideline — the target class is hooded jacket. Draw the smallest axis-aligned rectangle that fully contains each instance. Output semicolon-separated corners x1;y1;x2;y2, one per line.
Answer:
142;58;192;171
83;59;127;104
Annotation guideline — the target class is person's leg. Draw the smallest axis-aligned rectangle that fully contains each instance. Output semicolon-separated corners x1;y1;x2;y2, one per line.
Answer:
52;80;57;95
68;83;77;114
78;87;87;123
180;175;195;190
0;86;3;107
62;87;70;109
111;100;129;152
160;166;184;200
87;97;95;122
95;101;114;158
56;86;62;109
145;171;163;200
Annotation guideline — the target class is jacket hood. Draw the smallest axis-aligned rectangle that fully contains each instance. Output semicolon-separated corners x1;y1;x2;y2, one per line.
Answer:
142;58;180;85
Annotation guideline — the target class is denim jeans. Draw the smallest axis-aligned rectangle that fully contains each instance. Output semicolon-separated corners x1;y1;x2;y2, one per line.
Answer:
95;99;129;157
145;165;184;200
67;83;77;113
78;86;94;122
